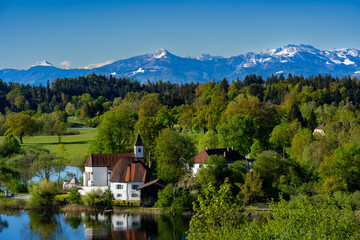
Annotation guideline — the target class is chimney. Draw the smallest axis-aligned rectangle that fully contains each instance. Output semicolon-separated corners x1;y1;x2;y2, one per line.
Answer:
205;147;208;151
231;146;234;150
227;147;230;152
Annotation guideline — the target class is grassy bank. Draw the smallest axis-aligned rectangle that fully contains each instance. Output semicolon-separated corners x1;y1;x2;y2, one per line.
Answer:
0;198;27;210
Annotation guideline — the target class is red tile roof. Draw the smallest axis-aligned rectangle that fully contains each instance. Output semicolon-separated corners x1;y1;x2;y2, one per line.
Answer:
193;148;245;164
85;153;149;182
85;153;135;169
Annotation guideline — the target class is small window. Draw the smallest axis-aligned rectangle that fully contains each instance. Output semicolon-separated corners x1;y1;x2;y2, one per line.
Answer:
132;222;139;227
116;221;123;226
131;193;139;197
138;148;141;153
131;185;139;190
116;184;123;189
117;194;122;198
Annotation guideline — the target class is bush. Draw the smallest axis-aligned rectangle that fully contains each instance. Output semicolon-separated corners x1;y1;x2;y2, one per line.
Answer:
155;185;173;209
82;189;113;206
68;188;81;204
155;185;194;214
29;179;58;207
351;191;360;210
66;130;80;135
170;189;194;214
242;195;360;239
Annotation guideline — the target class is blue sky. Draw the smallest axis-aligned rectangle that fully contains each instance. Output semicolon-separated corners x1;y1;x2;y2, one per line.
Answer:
0;0;359;69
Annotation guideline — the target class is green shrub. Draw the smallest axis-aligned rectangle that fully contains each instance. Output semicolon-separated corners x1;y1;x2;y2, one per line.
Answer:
68;188;81;204
82;189;113;206
169;189;193;214
351;191;360;210
29;179;58;207
242;195;360;239
155;185;173;209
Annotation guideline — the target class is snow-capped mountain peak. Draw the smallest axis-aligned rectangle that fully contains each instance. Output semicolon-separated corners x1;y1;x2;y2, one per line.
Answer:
28;60;54;69
196;53;224;61
152;48;169;59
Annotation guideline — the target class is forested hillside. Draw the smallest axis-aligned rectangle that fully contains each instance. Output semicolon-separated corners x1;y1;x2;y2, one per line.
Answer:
1;73;360;205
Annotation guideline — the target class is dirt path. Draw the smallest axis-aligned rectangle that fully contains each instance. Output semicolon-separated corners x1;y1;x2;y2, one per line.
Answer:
13;194;31;201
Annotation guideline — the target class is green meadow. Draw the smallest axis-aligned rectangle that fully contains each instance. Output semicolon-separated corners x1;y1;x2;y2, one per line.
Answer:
0;128;98;166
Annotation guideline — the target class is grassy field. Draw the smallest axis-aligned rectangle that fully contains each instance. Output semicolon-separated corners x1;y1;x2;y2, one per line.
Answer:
0;128;98;166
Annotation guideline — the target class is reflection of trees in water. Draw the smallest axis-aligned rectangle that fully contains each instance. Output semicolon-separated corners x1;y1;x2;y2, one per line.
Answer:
83;213;112;233
66;216;82;229
28;210;62;239
63;212;82;230
155;215;190;240
0;216;9;233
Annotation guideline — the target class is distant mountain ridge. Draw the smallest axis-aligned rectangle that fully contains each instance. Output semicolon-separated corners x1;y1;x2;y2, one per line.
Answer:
1;44;359;85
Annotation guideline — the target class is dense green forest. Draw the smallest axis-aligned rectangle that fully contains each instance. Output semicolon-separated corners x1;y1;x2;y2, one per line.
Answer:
1;73;360;201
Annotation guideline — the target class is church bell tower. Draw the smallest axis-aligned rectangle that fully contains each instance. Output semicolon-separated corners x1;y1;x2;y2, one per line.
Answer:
134;133;144;158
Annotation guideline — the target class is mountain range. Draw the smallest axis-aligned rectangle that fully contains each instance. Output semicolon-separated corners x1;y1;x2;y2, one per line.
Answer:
1;44;359;85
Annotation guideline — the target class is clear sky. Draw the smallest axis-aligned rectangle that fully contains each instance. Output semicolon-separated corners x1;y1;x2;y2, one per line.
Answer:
1;0;359;69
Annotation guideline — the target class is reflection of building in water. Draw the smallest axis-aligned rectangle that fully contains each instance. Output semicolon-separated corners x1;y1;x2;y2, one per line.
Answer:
75;213;146;240
112;214;140;230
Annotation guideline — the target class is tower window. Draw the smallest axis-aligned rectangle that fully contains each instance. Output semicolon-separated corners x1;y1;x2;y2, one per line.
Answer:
138;148;141;153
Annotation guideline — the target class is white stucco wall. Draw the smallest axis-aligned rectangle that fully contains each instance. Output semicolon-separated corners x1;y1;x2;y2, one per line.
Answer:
84;166;109;186
192;163;208;175
110;182;143;201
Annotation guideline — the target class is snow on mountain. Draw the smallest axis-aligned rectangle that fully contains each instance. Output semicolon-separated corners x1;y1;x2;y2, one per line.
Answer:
81;60;114;69
152;48;168;59
28;60;54;69
1;44;360;85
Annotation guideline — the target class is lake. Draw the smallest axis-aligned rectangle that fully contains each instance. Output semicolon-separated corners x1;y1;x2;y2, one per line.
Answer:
32;166;82;183
0;210;190;239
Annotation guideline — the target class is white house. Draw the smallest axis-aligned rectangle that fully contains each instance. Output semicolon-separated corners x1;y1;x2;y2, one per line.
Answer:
314;122;325;136
192;147;246;175
80;134;150;201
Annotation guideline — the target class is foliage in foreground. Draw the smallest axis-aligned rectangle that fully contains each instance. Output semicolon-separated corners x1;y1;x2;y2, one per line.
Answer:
187;178;245;240
242;195;360;240
187;180;360;240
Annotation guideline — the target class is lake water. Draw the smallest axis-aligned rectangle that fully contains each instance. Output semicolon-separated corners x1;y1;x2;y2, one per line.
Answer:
32;166;82;182
0;210;190;239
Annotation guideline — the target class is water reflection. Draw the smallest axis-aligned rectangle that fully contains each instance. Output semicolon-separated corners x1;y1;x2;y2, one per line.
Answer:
0;210;189;239
0;216;9;233
28;211;61;238
63;212;189;240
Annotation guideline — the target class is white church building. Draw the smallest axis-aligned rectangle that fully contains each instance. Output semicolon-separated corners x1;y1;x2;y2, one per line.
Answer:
80;134;150;201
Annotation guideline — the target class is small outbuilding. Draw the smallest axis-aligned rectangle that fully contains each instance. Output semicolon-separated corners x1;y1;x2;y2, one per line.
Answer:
137;178;167;206
63;176;81;190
